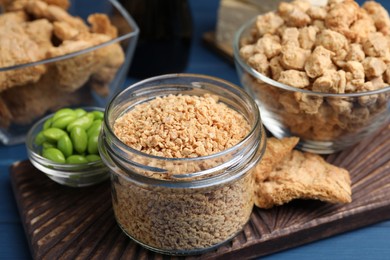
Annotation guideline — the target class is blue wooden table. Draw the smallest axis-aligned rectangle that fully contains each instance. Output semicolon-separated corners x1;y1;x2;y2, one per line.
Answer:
1;1;390;259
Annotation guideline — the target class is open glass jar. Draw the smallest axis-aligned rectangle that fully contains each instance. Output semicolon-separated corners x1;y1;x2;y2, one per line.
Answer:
99;74;266;255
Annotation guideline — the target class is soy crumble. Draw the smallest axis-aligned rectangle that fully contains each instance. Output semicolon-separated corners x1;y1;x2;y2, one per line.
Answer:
113;94;251;158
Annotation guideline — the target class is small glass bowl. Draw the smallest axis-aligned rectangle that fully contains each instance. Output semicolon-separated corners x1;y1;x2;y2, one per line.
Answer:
26;107;109;187
233;18;390;154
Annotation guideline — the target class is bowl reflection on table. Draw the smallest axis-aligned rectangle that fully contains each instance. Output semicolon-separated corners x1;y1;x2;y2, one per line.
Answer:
0;0;139;145
233;18;390;154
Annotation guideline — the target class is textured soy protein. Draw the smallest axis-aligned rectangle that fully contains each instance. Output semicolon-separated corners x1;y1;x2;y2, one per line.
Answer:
113;94;250;158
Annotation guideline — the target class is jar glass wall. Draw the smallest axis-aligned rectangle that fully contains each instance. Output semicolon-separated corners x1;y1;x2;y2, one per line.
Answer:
99;74;266;255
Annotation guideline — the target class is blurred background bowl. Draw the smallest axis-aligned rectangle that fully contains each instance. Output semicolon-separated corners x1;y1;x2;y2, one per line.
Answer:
26;107;109;187
234;18;390;154
0;0;139;145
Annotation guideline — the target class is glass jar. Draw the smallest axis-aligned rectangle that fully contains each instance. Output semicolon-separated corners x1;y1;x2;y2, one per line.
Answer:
99;74;266;255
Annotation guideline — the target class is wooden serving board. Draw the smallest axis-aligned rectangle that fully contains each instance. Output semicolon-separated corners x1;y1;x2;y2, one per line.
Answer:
10;125;390;260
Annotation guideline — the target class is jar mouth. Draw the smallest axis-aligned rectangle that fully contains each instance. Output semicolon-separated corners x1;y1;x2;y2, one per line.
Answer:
104;73;262;162
100;73;266;185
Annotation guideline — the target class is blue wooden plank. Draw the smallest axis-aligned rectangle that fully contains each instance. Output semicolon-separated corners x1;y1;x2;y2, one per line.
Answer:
263;221;390;259
0;144;27;225
0;224;31;260
0;166;22;222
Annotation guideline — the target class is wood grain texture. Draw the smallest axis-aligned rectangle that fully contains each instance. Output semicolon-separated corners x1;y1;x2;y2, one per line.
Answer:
10;125;390;260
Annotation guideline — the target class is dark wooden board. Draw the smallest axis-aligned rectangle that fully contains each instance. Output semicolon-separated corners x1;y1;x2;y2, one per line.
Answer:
10;125;390;260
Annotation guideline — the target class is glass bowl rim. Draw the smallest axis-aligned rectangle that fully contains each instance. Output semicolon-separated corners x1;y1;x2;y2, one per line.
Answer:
0;0;140;72
26;106;107;170
233;17;390;97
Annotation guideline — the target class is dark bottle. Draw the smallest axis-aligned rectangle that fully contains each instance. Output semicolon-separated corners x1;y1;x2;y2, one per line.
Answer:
121;0;193;78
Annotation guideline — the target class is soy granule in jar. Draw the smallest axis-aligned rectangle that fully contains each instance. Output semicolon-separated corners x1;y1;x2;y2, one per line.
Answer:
112;172;254;252
114;93;250;158
111;93;256;253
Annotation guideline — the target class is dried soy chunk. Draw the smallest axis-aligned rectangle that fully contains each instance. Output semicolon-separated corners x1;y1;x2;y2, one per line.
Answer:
238;0;390;141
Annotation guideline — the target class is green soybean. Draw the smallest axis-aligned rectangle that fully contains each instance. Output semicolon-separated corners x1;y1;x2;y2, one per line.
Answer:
42;148;66;163
42;141;55;149
34;131;46;145
86;154;101;162
91;111;104;120
87;120;102;136
66;155;88;164
51;115;76;129
52;108;76;121
43;118;53;130
87;133;99;155
70;126;88;154
66;113;94;132
74;108;87;118
43;128;66;141
57;134;73;157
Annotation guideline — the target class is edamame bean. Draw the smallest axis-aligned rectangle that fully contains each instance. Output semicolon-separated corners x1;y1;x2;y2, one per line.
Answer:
66;113;94;132
42;141;55;149
57;134;73;157
74;108;87;118
66;155;88;164
87;132;99;155
34;131;46;145
87;120;102;136
43;128;66;141
43;118;53;130
70;126;88;154
91;111;104;120
51;115;77;129
52;108;76;121
42;148;66;163
86;154;101;162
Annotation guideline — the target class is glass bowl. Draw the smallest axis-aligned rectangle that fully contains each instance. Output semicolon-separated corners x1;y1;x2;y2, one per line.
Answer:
233;18;390;154
26;107;109;187
0;0;139;145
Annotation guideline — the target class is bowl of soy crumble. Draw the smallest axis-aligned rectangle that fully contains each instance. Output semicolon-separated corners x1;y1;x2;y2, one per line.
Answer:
98;74;267;255
0;0;139;145
234;0;390;154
